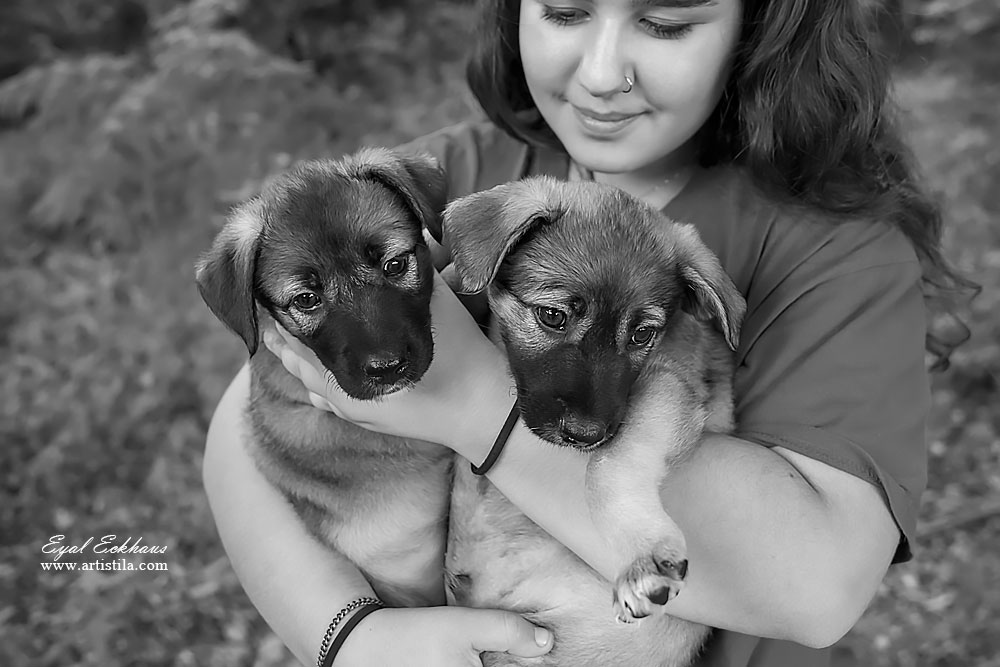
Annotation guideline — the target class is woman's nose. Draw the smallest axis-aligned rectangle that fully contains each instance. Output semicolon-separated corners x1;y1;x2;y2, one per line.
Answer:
576;23;629;98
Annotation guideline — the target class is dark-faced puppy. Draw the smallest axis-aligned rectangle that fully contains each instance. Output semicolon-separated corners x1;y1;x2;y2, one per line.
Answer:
437;177;746;666
196;149;454;607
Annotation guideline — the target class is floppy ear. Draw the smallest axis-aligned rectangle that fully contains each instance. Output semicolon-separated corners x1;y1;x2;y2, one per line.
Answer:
194;197;265;355
442;177;564;293
669;223;746;350
347;148;447;239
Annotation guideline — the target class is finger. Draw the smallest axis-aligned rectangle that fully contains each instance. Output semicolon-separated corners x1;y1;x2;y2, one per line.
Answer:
308;391;336;413
271;325;377;420
271;323;334;387
262;325;311;381
423;228;451;270
439;263;464;293
273;323;333;385
273;320;294;340
261;327;286;357
467;610;552;658
262;328;303;380
273;322;313;359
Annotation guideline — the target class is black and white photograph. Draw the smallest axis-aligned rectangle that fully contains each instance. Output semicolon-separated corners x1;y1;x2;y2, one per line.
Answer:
4;0;998;665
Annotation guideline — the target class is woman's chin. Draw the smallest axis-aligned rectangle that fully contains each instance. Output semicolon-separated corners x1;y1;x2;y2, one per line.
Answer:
564;145;642;175
559;135;666;177
552;118;696;178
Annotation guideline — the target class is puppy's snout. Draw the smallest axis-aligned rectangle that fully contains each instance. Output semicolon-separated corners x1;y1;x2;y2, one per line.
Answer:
362;352;409;383
559;412;610;448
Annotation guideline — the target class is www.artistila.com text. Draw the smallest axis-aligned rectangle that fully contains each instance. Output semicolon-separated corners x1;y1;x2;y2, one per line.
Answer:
41;559;168;571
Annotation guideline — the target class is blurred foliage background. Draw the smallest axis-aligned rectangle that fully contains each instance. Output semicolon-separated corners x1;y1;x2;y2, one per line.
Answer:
1;0;997;665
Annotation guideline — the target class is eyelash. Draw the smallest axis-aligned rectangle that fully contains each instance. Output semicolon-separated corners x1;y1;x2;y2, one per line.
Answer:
539;6;694;41
640;19;693;40
539;6;584;25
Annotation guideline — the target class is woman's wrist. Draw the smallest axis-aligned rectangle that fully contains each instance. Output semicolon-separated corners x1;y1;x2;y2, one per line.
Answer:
317;598;385;667
447;354;518;462
325;606;387;667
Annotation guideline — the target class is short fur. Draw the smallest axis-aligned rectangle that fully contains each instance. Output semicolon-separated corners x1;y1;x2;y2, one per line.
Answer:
435;177;746;666
195;149;454;607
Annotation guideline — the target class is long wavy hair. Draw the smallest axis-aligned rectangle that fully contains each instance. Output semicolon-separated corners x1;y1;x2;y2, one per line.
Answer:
467;0;976;369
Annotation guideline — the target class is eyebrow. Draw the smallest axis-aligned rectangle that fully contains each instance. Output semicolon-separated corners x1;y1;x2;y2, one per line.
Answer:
630;0;717;8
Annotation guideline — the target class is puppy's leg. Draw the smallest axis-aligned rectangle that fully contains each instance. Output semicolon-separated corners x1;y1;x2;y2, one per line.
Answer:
586;370;707;623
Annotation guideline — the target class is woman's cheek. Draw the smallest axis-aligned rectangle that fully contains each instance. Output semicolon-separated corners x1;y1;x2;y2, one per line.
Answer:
644;38;732;112
521;31;573;87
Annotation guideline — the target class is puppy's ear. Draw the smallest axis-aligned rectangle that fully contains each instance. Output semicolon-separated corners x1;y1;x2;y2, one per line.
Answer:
349;148;447;240
443;177;563;293
669;223;746;350
195;198;265;355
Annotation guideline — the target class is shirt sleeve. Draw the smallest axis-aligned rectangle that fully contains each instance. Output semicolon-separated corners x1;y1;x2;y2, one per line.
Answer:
396;121;529;201
733;260;930;563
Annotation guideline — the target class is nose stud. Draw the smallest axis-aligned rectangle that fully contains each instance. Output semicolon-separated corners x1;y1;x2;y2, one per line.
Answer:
622;74;633;94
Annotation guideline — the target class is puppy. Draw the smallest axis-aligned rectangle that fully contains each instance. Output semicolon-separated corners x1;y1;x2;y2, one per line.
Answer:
435;177;746;666
195;149;454;607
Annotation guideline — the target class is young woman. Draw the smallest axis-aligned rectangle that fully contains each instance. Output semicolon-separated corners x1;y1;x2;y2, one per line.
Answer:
204;0;970;665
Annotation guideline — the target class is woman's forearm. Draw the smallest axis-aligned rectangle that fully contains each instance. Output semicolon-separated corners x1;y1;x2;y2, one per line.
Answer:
480;426;898;647
257;284;899;647
202;365;376;665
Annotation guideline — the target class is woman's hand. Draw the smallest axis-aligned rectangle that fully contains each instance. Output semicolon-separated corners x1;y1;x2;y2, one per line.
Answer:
263;271;514;456
336;606;553;667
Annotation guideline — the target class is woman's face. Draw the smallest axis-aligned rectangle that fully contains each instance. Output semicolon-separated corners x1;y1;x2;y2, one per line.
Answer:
518;0;741;177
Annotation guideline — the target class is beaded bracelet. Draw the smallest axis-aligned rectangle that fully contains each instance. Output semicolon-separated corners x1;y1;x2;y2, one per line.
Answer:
471;401;520;475
317;596;384;667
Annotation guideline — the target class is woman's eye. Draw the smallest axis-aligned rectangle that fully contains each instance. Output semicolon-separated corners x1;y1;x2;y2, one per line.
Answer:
540;5;587;26
383;254;409;277
292;292;321;311
536;307;568;331
639;19;693;40
630;327;655;346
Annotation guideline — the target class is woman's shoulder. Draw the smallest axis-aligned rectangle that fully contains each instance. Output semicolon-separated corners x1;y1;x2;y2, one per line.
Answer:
676;166;921;299
397;120;530;197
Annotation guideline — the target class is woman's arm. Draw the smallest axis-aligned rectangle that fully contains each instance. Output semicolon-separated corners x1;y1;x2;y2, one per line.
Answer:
481;425;898;648
202;365;376;664
267;275;900;648
203;364;554;666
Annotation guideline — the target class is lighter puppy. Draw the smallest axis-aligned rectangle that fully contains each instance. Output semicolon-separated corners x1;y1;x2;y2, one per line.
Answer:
437;177;746;666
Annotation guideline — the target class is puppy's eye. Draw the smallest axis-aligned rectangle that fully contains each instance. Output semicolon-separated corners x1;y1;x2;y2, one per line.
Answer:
630;327;656;346
536;307;568;331
383;254;409;277
292;292;321;311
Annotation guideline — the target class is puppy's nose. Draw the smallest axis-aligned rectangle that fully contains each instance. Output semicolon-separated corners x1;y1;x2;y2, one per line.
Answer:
363;353;408;382
559;412;609;447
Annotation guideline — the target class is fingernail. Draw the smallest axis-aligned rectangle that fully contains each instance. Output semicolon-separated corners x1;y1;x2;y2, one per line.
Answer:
534;627;551;647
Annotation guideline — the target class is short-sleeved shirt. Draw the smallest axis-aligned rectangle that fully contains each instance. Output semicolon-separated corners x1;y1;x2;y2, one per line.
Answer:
401;120;930;667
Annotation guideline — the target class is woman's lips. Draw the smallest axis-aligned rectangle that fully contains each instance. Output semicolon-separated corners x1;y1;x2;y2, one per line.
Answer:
572;106;642;135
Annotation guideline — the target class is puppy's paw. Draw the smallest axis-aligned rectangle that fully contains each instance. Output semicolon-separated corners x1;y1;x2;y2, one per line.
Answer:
612;542;689;622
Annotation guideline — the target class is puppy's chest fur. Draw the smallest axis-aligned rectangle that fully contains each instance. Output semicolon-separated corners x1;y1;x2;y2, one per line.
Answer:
247;348;454;607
